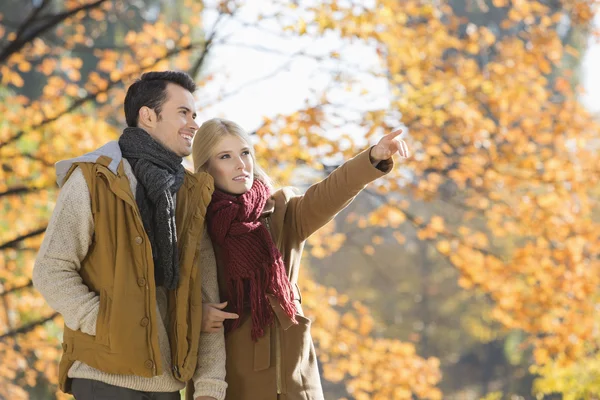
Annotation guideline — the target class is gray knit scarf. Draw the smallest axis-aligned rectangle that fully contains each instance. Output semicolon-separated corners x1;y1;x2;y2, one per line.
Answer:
118;127;185;290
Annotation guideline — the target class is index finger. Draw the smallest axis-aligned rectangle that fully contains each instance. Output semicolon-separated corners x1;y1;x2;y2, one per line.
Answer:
213;309;239;319
387;128;403;139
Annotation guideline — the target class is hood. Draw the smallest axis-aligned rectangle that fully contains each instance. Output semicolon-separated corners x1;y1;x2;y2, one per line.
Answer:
55;141;122;187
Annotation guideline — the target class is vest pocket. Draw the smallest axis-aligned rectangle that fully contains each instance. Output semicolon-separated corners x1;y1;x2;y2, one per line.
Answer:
95;289;112;347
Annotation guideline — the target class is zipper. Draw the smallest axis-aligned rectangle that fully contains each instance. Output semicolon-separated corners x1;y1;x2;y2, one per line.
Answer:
172;187;200;380
144;221;157;376
131;204;157;375
275;321;282;394
264;217;272;236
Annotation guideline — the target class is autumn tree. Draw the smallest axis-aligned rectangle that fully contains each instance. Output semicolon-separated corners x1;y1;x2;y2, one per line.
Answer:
251;0;600;397
5;0;598;398
0;1;441;399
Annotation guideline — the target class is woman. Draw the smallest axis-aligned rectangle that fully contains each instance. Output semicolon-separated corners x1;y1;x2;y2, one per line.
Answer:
188;118;409;400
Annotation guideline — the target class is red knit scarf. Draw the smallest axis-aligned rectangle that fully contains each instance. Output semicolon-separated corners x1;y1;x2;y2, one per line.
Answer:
207;179;297;341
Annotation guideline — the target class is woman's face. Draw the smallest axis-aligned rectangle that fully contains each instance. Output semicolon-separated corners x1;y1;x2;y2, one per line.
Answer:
206;134;255;195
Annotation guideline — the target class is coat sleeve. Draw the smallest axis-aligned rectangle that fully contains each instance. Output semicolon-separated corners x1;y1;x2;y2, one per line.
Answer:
285;147;393;242
191;235;227;400
32;167;100;335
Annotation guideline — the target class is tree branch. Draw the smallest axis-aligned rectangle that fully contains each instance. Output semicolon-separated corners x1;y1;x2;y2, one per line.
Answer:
0;40;207;149
0;312;59;341
197;46;309;109
189;10;229;79
0;280;33;297
0;186;38;198
0;0;109;64
0;227;46;251
10;0;52;45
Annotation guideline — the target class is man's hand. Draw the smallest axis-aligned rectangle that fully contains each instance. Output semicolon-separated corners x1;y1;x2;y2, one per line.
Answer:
370;128;410;164
202;301;239;333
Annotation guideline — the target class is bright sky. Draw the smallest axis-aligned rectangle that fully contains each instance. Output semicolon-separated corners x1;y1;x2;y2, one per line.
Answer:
580;12;600;113
196;3;391;138
196;5;600;134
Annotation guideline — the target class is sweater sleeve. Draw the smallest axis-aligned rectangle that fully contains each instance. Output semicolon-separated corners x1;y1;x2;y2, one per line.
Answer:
32;167;100;335
287;147;394;241
191;233;228;400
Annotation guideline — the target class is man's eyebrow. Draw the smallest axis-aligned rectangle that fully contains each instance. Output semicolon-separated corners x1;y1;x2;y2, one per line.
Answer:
178;106;197;118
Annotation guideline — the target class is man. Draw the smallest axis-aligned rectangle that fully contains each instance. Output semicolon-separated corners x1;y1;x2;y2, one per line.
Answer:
33;71;226;400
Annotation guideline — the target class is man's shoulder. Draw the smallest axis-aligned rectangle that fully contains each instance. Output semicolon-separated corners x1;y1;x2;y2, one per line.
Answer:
56;141;122;187
53;166;93;208
61;165;86;188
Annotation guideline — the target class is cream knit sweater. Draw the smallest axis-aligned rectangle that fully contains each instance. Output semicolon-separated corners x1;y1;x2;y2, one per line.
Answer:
33;160;226;399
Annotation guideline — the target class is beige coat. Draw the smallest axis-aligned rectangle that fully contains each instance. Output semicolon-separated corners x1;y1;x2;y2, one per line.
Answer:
188;148;392;400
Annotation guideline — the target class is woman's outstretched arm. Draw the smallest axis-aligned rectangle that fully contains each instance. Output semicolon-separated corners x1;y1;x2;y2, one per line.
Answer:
286;129;408;241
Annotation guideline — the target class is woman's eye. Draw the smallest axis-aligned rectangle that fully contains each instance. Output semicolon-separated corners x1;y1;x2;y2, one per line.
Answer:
242;151;250;156
219;154;230;159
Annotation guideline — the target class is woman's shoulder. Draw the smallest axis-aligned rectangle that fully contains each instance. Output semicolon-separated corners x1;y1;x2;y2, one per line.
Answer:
266;187;302;219
272;186;302;203
266;187;302;238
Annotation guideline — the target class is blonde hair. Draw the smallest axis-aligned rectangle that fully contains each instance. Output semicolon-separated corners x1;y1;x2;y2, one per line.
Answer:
192;118;273;190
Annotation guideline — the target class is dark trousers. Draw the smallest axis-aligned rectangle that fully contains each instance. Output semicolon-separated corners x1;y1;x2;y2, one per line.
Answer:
71;378;180;400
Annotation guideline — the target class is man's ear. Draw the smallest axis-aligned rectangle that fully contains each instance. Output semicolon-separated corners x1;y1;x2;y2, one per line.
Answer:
138;106;157;128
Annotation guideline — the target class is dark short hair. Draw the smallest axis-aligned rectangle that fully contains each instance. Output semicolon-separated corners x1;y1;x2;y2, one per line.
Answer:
124;71;196;127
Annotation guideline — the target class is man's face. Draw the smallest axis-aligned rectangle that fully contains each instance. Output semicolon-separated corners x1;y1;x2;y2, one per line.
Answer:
147;83;198;157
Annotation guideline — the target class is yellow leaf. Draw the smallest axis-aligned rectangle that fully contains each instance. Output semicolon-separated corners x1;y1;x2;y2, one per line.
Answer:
10;71;24;87
430;216;445;232
298;18;307;35
18;61;31;72
436;240;451;255
311;246;327;259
